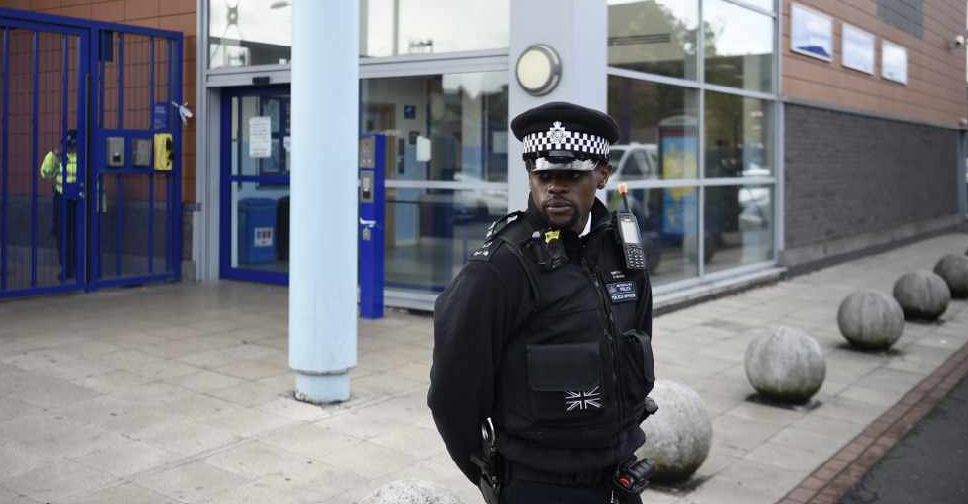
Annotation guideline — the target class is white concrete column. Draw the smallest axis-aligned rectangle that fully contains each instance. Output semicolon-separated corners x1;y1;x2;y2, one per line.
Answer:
507;0;609;212
289;0;359;403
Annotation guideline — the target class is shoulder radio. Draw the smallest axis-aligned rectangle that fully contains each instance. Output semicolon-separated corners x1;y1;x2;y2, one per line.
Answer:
616;183;646;271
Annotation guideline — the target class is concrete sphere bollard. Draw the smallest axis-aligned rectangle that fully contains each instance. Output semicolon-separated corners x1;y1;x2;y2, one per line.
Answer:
744;327;825;403
893;270;951;320
635;380;712;483
933;255;968;298
360;481;464;504
837;290;905;350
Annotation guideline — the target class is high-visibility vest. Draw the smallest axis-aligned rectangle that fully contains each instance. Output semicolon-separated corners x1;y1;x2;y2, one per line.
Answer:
40;151;77;194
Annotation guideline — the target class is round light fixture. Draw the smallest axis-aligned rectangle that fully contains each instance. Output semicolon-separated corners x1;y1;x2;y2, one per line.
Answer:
516;44;561;96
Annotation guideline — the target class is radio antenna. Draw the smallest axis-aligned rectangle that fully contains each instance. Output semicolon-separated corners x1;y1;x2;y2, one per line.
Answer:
618;183;631;212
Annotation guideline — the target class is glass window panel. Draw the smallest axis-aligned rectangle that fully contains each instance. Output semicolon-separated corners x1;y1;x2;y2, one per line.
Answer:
361;72;509;183
704;91;773;178
361;0;509;58
703;0;774;92
607;0;699;80
231;94;291;177
209;0;292;69
385;188;507;292
605;187;699;285
704;184;774;273
230;181;289;274
608;75;699;181
733;0;774;12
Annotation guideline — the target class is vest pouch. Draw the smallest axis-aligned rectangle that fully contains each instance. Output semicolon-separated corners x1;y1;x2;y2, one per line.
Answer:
620;329;655;408
527;342;605;422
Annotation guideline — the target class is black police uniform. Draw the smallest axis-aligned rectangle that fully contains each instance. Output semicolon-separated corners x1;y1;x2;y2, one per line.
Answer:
428;102;656;504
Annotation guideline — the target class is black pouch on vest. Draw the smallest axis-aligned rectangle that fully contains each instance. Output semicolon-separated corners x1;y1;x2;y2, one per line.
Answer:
527;342;604;421
619;329;655;408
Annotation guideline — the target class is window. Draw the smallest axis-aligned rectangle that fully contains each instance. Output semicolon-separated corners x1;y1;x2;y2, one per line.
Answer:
705;91;773;178
208;0;292;69
703;0;774;92
607;0;699;81
361;0;509;58
607;76;700;181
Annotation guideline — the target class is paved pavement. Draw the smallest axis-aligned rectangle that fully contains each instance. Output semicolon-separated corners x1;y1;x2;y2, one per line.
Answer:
0;232;966;503
838;372;968;504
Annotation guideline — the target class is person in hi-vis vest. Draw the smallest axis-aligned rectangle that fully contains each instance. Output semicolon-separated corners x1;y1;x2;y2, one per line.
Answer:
40;129;78;279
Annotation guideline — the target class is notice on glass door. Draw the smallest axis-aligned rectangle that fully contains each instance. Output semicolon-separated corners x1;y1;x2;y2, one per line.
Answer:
249;116;272;158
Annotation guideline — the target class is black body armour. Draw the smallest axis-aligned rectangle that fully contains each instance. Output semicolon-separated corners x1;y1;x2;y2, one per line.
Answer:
477;201;655;474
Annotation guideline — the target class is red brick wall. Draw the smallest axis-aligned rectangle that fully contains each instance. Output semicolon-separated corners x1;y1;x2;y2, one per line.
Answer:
0;0;198;203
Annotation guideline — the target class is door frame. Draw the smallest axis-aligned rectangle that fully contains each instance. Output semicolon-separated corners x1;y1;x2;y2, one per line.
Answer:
219;84;290;285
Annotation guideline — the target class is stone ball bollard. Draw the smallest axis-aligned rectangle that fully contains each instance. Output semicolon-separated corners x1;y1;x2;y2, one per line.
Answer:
744;327;825;403
837;290;905;350
893;270;951;320
933;255;968;298
635;380;712;483
360;481;464;504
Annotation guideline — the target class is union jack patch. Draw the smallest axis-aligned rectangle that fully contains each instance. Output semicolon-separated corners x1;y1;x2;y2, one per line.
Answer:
565;386;602;412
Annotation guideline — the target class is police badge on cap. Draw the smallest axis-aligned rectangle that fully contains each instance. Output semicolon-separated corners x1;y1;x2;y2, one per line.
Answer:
511;101;620;171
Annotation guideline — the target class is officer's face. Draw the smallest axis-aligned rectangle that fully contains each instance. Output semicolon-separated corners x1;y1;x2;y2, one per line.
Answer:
529;162;611;232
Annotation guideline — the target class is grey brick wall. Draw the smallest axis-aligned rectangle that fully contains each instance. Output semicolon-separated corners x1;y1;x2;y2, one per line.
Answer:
877;0;923;39
784;103;958;250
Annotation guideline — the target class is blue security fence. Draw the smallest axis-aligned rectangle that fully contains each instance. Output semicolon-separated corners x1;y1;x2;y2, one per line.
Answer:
0;8;182;299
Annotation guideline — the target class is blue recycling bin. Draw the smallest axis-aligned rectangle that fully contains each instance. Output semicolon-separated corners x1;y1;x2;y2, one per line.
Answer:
238;198;278;265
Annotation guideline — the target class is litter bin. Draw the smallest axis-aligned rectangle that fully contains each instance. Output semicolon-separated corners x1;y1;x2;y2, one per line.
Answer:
238;198;277;265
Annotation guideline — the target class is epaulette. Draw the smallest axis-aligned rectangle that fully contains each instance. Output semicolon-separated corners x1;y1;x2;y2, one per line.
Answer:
468;211;526;262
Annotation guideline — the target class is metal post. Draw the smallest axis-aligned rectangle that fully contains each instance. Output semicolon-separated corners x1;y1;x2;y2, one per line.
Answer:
115;33;123;277
148;37;155;274
31;31;38;287
289;0;360;403
1;28;8;292
60;34;69;284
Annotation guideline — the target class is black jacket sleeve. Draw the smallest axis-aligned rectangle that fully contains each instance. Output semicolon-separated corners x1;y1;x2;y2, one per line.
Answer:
427;256;524;484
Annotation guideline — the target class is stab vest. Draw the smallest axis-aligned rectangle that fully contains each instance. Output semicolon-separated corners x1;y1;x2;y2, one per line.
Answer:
483;207;655;457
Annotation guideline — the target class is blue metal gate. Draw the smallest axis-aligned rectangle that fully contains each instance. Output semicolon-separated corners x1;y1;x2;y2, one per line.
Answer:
0;8;182;299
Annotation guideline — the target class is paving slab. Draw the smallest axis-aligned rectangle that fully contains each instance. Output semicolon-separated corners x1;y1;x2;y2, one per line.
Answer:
0;232;965;503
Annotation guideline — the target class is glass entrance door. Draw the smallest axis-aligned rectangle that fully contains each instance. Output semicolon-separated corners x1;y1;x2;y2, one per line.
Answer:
220;86;290;284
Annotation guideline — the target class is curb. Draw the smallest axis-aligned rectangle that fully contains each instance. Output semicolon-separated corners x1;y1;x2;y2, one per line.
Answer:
777;339;968;504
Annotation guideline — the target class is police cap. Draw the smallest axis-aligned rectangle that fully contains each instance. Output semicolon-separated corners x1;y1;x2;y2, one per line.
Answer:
511;101;619;170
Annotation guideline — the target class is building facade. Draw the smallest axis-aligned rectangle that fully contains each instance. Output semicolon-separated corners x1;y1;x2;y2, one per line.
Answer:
1;0;964;309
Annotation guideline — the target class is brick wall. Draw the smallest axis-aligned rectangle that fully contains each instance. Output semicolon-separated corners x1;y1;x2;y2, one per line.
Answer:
783;0;966;128
0;0;198;205
784;103;959;254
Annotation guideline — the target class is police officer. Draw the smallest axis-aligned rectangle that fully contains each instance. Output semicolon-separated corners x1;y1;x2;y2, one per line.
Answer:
428;102;656;504
40;129;79;279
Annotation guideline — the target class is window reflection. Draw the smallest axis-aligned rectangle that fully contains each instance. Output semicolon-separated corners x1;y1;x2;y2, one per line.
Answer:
703;0;773;92
607;0;699;80
361;0;509;57
704;185;774;272
361;73;509;183
605;187;699;284
361;72;509;293
209;0;292;69
608;75;699;180
704;91;773;178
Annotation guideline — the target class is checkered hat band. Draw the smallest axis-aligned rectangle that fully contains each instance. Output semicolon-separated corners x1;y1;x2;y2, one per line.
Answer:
522;131;610;157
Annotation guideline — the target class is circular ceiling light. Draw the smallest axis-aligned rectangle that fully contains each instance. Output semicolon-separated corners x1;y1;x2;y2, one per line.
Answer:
516;44;561;96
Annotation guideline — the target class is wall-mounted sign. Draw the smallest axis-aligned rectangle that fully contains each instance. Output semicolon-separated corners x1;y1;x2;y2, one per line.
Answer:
882;40;908;85
791;3;833;62
842;24;875;75
248;116;272;158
